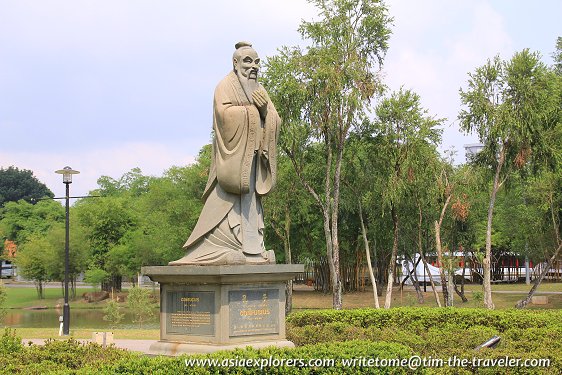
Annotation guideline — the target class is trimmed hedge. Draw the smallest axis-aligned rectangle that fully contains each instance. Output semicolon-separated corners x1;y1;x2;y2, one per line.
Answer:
285;308;562;374
1;308;561;374
287;307;562;332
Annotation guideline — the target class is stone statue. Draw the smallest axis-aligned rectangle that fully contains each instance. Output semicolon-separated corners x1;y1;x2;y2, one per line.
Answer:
170;42;281;266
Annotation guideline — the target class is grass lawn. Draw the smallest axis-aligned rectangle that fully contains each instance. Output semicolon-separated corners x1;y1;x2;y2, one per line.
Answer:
294;288;562;309
2;286;104;309
2;281;560;310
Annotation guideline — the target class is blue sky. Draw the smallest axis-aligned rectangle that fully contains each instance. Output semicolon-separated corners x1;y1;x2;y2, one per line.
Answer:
1;0;560;199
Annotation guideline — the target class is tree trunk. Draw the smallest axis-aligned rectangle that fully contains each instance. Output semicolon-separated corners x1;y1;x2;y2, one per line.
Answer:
516;243;562;308
284;206;293;315
446;256;455;307
358;199;380;308
516;197;562;308
384;205;399;309
36;281;44;299
454;251;468;302
483;147;505;309
102;275;123;292
435;185;453;307
323;205;340;307
329;144;344;310
417;204;441;307
435;220;450;306
71;278;76;299
406;253;424;304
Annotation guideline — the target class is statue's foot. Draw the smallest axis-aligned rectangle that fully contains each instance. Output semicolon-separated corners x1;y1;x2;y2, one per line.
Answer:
264;249;276;264
244;250;276;265
225;250;247;265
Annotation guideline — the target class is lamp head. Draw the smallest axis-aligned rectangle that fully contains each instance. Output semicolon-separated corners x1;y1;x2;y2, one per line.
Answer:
55;166;80;184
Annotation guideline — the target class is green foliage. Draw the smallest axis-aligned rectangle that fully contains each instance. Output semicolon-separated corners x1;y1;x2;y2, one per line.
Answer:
1;309;561;373
15;235;50;298
84;268;108;291
472;291;484;303
263;0;392;309
287;307;562;332
0;166;54;208
127;287;155;328
459;49;560;174
286;308;562;373
552;36;562;76
0;335;127;373
0;199;64;244
0;328;23;355
103;298;124;328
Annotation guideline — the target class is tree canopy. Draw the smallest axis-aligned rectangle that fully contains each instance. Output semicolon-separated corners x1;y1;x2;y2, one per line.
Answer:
0;166;54;208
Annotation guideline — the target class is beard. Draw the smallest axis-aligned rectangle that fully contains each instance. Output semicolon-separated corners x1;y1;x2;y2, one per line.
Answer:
237;69;259;102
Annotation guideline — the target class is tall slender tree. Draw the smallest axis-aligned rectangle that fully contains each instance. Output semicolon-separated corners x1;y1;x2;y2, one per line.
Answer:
368;88;443;308
263;0;392;309
459;49;560;309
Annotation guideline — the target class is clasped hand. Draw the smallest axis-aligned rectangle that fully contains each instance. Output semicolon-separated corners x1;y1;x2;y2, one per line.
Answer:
252;89;269;118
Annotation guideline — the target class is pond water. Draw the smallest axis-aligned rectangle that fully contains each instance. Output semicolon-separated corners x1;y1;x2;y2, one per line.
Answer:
3;308;160;329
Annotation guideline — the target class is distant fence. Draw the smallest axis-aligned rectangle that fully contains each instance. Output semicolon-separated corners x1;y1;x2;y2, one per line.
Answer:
292;250;562;291
293;256;373;293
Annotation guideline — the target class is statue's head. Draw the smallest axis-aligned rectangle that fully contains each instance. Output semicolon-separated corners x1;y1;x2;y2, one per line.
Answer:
233;41;260;81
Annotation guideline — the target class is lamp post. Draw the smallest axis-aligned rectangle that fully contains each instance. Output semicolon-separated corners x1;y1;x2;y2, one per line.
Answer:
55;166;80;336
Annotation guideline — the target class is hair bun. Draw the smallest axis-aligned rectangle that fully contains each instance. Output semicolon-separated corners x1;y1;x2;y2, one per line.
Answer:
235;41;253;50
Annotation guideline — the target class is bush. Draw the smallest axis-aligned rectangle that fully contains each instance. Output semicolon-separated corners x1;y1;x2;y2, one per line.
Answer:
0;335;129;373
127;286;156;328
287;307;562;332
103;298;124;328
286;308;562;373
0;328;23;356
0;308;560;374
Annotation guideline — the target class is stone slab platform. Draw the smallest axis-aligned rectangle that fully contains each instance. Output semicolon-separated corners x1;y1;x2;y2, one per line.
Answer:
142;264;304;284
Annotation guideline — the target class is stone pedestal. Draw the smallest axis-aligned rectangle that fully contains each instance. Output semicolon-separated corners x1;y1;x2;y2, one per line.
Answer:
141;264;303;356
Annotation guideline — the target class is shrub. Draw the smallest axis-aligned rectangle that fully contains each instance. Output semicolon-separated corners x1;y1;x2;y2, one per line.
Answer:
127;286;156;328
103;298;125;328
0;328;23;355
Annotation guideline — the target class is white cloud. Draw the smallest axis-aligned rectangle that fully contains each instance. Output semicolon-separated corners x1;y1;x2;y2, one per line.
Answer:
0;142;197;199
383;0;513;162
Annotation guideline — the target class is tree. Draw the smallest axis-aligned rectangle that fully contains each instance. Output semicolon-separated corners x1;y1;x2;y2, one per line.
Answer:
341;135;383;307
0;199;64;244
459;49;560;309
263;155;316;313
15;235;51;298
136;147;211;265
264;0;392;309
36;222;89;298
74;194;137;292
127;286;155;328
515;169;562;308
369;88;443;308
553;36;562;75
0;166;53;208
103;298;124;329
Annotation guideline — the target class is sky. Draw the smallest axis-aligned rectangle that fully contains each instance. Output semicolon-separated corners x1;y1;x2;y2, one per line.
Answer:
1;0;560;200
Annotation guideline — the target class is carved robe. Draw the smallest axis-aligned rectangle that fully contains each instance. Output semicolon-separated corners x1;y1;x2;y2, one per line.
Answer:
171;71;280;265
